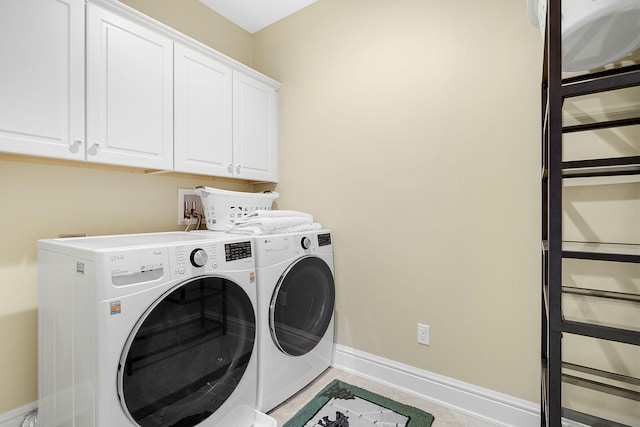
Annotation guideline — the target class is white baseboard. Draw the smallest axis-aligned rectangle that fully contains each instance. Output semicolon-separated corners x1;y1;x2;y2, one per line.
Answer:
332;344;540;427
0;401;36;427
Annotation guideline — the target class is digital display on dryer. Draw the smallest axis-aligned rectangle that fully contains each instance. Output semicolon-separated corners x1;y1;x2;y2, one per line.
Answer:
318;233;332;247
225;241;252;261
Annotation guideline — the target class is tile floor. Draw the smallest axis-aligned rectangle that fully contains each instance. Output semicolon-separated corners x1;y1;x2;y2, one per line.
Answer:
268;367;503;426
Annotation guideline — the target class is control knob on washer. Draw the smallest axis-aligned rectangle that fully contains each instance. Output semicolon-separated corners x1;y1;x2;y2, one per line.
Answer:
190;248;208;267
300;236;311;250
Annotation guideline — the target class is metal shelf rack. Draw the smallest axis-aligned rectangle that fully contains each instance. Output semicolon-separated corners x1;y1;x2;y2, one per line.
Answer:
540;1;640;426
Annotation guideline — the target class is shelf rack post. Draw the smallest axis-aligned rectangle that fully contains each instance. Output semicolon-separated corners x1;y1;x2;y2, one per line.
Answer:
541;1;564;425
540;1;640;425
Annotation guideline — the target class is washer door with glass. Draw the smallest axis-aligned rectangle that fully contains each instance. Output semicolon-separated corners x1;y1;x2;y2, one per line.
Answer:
269;256;335;357
118;276;255;427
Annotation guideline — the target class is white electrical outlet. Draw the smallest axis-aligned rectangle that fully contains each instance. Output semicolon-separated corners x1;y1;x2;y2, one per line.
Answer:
178;189;204;225
418;323;430;345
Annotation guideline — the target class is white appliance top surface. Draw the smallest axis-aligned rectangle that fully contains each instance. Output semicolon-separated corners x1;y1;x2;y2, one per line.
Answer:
39;231;238;251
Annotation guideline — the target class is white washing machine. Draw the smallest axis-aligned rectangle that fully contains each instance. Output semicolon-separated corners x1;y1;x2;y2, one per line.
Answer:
38;231;274;427
253;230;335;413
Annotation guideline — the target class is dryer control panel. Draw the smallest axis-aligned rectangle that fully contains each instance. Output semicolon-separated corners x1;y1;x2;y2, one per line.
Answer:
254;230;332;268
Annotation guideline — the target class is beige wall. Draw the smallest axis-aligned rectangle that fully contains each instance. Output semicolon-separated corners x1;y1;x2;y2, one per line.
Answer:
253;0;543;402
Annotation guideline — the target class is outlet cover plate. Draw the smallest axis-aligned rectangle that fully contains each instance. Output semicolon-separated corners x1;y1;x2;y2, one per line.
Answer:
418;323;430;346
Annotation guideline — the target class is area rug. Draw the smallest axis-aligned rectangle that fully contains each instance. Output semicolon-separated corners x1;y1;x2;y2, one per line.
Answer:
283;379;434;427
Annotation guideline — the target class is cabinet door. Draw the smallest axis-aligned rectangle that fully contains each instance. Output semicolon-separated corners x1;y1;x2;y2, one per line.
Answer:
0;0;84;160
232;72;278;182
86;3;173;170
174;44;233;176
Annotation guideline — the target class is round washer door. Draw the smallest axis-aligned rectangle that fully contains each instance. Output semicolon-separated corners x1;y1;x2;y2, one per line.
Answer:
270;256;335;357
118;276;255;427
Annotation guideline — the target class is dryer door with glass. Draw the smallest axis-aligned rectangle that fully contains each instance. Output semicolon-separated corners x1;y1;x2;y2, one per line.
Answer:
118;276;255;427
269;256;335;356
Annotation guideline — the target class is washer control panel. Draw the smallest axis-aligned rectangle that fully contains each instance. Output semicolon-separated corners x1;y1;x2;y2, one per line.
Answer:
169;239;254;278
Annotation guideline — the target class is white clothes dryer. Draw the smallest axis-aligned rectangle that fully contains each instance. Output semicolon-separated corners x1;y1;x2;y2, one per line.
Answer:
38;231;272;427
253;230;335;413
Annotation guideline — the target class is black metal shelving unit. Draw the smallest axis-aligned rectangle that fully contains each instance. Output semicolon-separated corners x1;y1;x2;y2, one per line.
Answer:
541;1;640;426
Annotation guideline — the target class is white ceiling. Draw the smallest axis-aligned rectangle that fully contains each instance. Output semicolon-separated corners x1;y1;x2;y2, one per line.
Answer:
199;0;319;33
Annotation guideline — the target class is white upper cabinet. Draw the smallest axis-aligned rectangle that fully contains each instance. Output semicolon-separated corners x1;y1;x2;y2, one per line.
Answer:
233;72;278;182
175;46;279;182
174;44;233;177
1;0;279;181
86;3;174;170
0;0;85;160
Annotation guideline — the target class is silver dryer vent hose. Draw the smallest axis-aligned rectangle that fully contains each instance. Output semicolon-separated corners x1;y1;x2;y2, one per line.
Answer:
20;410;38;427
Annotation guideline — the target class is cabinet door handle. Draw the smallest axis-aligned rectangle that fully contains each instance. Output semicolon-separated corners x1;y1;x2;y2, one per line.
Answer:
88;143;100;156
69;139;83;153
227;163;233;174
235;164;241;174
